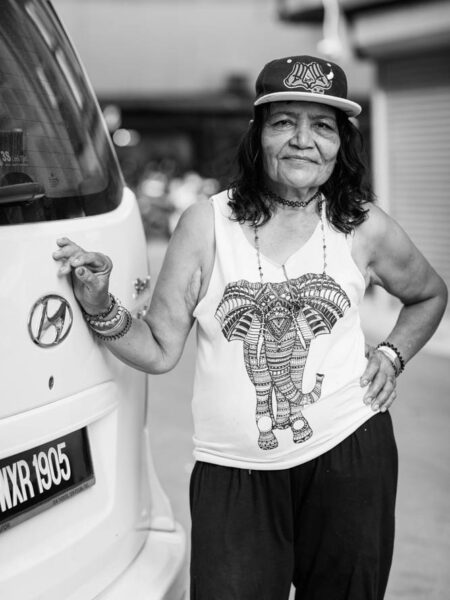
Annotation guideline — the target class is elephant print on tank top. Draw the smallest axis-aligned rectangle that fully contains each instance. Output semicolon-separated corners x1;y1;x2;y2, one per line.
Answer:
215;273;350;450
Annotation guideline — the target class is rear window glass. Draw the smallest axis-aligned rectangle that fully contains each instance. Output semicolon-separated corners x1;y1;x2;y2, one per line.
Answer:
0;0;122;225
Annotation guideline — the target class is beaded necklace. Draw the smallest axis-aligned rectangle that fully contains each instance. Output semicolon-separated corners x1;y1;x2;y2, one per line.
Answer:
253;197;327;284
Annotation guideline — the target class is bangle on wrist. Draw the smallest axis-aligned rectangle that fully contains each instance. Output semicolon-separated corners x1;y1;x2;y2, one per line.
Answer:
376;346;400;376
82;293;116;320
82;294;132;341
90;307;132;341
375;341;405;376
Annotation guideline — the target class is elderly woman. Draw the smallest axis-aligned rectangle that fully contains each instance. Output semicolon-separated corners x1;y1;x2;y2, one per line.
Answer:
53;55;447;600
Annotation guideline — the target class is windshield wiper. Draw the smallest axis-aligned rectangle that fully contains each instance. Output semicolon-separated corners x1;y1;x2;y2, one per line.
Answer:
0;183;46;205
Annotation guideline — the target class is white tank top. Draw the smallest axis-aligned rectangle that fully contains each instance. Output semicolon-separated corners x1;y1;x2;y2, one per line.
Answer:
192;190;375;470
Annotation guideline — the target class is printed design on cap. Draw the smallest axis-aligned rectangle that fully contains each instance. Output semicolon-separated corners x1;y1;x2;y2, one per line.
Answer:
283;61;334;95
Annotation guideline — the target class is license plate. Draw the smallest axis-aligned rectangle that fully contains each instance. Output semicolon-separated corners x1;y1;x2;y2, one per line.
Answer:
0;428;95;534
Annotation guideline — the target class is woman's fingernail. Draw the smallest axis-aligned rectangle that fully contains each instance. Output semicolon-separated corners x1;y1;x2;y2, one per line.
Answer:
77;267;85;276
372;404;379;411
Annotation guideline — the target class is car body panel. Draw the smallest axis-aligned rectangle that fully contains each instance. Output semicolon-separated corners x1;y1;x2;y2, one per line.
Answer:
0;1;186;597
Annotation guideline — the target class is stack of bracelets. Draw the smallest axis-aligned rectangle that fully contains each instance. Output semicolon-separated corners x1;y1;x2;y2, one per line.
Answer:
82;293;132;341
375;341;405;377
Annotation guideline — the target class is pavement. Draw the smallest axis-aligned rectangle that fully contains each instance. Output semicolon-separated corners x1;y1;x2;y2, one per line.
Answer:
146;239;450;600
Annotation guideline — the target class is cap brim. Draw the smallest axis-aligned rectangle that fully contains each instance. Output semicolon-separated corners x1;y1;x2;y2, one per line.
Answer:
254;91;362;117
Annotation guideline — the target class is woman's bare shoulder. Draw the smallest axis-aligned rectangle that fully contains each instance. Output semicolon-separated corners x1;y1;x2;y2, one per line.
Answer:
168;197;216;292
177;197;214;229
356;202;393;241
171;198;215;254
351;202;399;280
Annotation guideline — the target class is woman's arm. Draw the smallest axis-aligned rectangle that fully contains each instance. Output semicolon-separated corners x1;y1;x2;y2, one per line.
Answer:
354;203;448;410
361;204;447;358
53;199;215;374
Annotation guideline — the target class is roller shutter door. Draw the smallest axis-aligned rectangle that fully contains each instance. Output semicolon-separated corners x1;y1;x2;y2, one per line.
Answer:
380;50;450;309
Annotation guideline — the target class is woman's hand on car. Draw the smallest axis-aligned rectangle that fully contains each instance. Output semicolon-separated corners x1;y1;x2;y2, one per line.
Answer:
360;345;397;413
53;237;113;315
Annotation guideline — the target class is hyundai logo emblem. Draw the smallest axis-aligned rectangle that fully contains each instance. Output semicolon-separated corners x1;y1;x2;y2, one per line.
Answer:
28;295;73;347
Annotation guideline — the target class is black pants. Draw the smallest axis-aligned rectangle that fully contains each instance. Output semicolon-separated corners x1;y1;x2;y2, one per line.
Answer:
190;412;398;600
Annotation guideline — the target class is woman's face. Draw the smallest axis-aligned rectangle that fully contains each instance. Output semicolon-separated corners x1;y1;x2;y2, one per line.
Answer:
261;101;341;194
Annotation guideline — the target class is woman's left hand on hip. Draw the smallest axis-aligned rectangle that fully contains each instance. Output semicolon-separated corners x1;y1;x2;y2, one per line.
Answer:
360;346;397;412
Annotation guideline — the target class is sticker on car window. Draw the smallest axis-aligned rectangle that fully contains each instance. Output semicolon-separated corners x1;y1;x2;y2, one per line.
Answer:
0;130;27;168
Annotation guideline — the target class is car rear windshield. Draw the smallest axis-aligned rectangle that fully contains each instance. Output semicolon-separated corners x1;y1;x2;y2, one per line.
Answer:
0;0;122;225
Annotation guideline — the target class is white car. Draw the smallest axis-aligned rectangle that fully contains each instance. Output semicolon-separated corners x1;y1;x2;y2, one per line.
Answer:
0;1;186;598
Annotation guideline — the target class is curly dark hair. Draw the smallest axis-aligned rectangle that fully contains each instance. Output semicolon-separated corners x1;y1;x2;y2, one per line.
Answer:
227;103;375;233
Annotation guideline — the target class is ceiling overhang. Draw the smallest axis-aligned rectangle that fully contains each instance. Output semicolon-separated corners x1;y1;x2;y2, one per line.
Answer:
278;0;450;58
278;0;424;23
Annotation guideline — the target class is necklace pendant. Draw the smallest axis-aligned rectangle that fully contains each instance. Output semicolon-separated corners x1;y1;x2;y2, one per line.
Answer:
253;197;328;282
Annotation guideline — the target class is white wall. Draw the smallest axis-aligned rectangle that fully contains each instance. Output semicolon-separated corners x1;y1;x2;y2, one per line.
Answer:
54;0;373;98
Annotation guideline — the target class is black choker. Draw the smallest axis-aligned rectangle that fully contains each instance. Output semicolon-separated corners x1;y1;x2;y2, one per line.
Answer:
263;188;321;208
